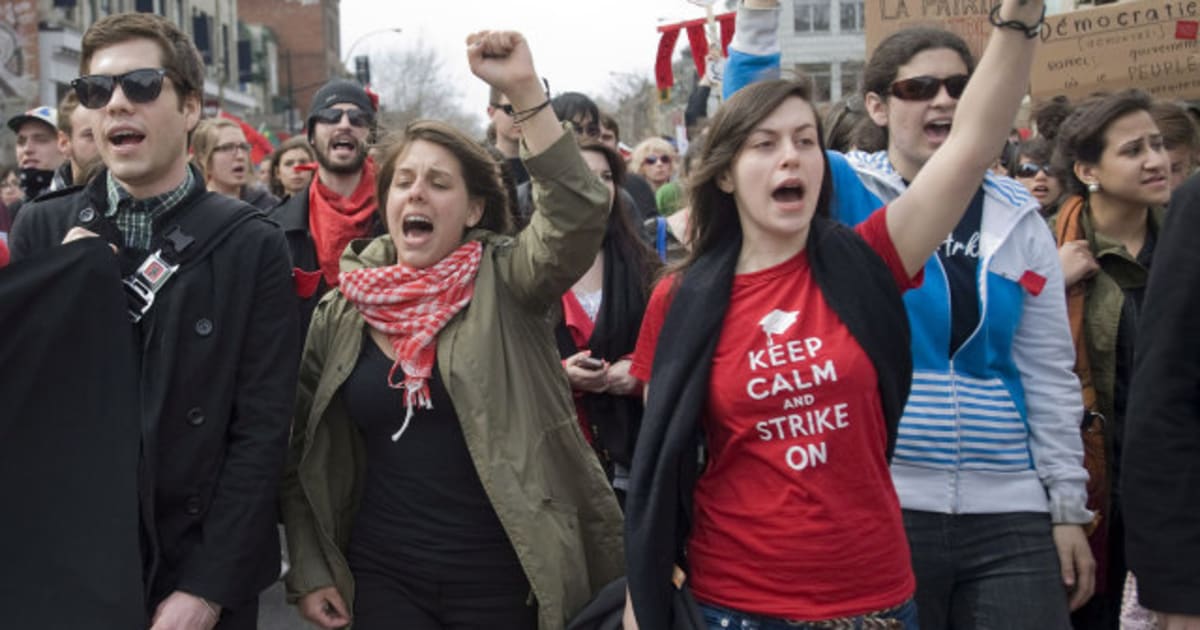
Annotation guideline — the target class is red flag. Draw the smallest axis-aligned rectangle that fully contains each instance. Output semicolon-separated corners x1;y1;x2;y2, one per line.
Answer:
685;24;708;77
656;26;682;93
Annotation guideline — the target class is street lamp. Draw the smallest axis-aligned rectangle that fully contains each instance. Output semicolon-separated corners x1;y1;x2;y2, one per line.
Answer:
342;27;403;68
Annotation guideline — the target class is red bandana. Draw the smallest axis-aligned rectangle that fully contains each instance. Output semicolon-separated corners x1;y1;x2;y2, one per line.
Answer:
338;240;483;440
309;160;378;286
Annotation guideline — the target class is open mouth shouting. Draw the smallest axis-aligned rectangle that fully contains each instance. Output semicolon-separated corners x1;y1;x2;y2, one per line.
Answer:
401;213;435;246
771;178;807;212
107;125;147;154
329;135;360;161
924;119;952;145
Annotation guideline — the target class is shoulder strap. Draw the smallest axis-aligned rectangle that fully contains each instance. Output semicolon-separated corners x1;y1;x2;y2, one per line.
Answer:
655;216;668;262
125;194;261;322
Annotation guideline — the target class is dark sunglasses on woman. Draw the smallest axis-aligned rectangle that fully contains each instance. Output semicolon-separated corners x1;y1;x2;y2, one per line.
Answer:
1014;162;1054;178
644;154;671;166
71;68;170;109
311;107;375;128
889;74;970;101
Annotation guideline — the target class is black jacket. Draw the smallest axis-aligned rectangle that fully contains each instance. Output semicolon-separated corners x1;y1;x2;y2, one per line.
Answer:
8;167;300;616
625;217;912;628
0;239;145;628
269;183;383;339
1123;173;1200;615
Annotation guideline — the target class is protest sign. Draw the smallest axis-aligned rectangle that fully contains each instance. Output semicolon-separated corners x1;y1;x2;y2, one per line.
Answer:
865;0;1003;62
1031;0;1200;102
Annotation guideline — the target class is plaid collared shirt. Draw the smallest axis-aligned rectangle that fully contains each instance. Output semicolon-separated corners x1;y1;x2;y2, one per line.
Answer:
104;168;194;251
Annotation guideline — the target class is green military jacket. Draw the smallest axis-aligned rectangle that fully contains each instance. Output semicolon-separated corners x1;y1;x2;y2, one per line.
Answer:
1066;206;1165;426
280;131;625;629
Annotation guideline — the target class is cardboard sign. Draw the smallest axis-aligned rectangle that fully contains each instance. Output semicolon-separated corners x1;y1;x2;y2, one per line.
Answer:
866;0;1004;62
1031;0;1200;102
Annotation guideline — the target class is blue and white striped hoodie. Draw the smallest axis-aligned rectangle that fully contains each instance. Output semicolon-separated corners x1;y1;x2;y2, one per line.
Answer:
838;151;1092;524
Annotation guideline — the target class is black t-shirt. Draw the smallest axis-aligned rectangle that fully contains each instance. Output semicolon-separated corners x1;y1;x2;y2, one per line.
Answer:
937;188;985;356
343;334;523;578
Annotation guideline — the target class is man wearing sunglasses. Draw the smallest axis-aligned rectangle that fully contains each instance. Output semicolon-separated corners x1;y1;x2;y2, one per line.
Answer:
486;87;530;185
8;13;299;630
271;78;382;337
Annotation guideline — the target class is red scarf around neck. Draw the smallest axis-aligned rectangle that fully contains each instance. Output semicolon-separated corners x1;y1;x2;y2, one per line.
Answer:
338;240;483;440
309;160;378;286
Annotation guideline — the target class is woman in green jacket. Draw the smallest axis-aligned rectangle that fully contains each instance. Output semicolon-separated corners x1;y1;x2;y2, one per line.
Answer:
280;31;624;630
1050;89;1171;630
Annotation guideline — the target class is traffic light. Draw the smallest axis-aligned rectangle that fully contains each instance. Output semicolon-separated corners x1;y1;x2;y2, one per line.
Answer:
354;55;371;85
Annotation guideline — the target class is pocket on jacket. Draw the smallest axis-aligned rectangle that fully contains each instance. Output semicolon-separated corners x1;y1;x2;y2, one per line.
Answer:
540;497;590;618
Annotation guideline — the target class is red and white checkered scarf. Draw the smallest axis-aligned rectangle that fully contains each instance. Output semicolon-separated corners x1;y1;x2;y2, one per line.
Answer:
338;240;483;440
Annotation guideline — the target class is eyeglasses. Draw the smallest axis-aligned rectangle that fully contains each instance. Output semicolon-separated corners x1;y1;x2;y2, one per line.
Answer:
214;142;252;155
71;68;171;109
1014;162;1054;178
311;107;374;128
889;74;970;101
490;102;515;116
570;121;601;138
644;154;672;166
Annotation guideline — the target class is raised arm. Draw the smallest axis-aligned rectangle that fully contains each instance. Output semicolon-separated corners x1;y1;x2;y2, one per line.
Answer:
466;30;609;308
886;0;1042;276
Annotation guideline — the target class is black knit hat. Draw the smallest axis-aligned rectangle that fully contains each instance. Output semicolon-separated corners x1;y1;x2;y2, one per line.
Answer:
307;79;376;130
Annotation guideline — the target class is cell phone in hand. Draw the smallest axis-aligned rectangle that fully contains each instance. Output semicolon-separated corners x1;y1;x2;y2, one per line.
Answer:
579;357;604;370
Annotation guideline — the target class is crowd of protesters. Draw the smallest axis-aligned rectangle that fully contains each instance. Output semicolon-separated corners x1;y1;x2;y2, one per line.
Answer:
1;0;1199;629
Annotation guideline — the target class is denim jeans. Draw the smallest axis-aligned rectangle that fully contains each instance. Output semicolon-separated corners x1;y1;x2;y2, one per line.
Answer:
902;510;1071;630
699;599;920;630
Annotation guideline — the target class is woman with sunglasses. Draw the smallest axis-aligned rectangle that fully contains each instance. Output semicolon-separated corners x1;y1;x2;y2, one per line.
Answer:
1048;90;1172;630
1011;137;1065;217
191;117;281;211
280;30;623;630
624;0;1046;626
629;138;677;196
718;4;1093;629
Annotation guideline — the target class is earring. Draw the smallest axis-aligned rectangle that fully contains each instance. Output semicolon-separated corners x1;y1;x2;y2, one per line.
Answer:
1087;181;1101;193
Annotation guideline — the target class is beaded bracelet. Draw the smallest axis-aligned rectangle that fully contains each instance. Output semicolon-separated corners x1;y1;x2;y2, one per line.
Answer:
510;78;552;124
988;3;1046;39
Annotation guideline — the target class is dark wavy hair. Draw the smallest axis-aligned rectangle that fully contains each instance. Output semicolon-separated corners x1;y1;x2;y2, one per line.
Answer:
374;119;512;237
579;142;661;295
862;28;975;143
680;80;832;275
1051;89;1155;197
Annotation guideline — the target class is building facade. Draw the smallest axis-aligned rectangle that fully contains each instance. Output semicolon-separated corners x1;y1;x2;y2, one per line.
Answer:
237;0;341;133
780;0;867;104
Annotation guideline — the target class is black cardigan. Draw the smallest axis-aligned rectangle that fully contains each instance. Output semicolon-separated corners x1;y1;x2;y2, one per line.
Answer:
625;215;912;627
1123;173;1200;615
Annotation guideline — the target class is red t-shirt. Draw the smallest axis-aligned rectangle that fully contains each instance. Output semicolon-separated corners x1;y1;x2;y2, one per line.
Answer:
631;208;919;620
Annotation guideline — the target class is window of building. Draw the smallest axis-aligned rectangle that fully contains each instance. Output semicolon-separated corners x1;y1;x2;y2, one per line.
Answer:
796;63;832;102
839;0;864;32
793;0;831;33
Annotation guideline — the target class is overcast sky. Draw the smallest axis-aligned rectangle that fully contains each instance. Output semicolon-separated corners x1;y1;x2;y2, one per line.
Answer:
339;0;725;120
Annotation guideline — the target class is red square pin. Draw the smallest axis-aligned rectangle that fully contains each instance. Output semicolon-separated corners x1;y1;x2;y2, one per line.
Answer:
1177;20;1198;40
143;260;168;283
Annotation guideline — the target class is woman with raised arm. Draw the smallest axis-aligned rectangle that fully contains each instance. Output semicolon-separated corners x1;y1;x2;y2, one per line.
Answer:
624;0;1044;626
280;31;624;630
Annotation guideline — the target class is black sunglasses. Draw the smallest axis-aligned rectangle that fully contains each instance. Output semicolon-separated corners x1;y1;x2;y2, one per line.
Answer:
1014;162;1054;178
311;107;374;128
644;154;672;166
71;68;170;109
889;74;970;101
569;120;601;138
490;102;515;116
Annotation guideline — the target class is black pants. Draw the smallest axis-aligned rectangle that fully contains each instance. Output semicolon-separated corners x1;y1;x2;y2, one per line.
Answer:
350;553;537;630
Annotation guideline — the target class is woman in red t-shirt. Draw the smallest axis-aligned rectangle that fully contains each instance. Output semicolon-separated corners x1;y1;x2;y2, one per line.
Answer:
623;0;1046;626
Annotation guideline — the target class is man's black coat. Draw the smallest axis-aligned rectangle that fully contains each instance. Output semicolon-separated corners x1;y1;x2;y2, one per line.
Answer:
9;168;300;617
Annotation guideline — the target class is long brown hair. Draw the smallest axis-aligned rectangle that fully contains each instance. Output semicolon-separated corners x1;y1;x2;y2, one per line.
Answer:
679;80;833;275
374;120;512;236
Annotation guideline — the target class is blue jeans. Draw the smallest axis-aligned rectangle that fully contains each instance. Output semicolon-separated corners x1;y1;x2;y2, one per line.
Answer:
902;510;1071;630
699;599;920;630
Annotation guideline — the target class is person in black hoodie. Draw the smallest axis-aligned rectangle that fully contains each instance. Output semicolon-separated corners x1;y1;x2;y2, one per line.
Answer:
1123;172;1200;630
557;142;660;507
